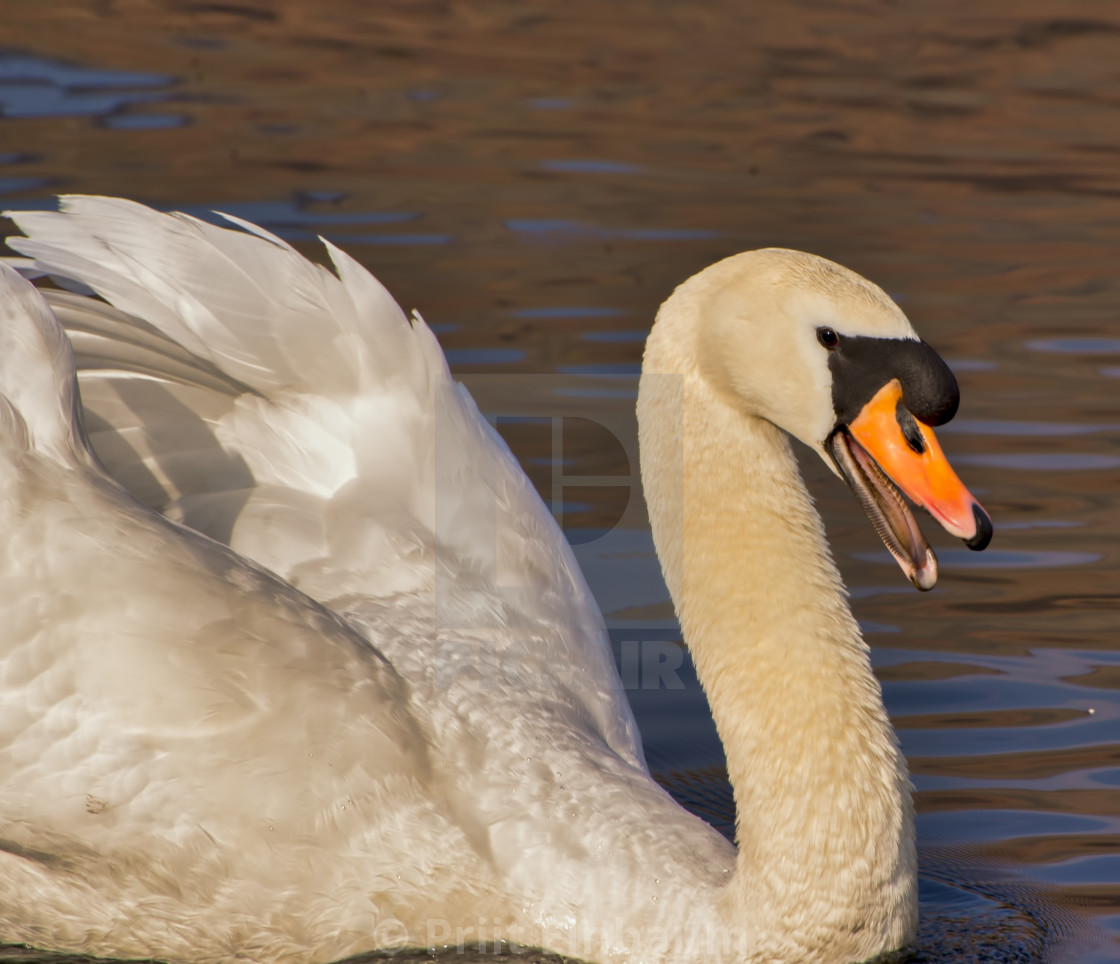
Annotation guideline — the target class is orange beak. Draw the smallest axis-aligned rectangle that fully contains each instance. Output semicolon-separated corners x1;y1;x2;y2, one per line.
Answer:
828;379;992;590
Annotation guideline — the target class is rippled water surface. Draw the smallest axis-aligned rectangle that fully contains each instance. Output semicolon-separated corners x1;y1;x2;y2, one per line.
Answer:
3;1;1120;961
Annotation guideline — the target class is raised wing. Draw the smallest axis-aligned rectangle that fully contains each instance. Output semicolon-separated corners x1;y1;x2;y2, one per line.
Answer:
5;197;643;767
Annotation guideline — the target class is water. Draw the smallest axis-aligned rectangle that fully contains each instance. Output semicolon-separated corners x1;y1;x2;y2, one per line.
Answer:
2;1;1120;960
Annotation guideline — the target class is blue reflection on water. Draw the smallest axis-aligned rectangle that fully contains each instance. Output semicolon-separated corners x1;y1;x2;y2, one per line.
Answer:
103;113;187;130
943;419;1120;436
887;677;1082;719
946;358;998;372
175;201;454;245
582;330;648;343
182;200;418;228
327;233;453;245
0;52;172;119
860;620;901;634
1;194;453;246
918;809;1115;843
1026;337;1120;354
899;713;1106;759
855;549;1101;569
1034;854;1120;886
540;159;643;174
445;348;527;365
510;306;624;320
507;219;585;234
0;176;48;195
505;218;721;241
557;363;642;375
954;453;1120;471
997;519;1082;531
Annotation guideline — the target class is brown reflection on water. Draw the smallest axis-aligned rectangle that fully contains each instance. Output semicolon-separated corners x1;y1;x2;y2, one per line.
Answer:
955;593;1120;617
4;0;1120;959
1064;664;1120;691
876;660;1005;683
919;787;1120;815
897;707;1084;731
912;743;1120;782
1002;834;1120;867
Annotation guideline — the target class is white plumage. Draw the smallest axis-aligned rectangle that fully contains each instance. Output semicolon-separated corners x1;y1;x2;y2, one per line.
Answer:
0;197;947;963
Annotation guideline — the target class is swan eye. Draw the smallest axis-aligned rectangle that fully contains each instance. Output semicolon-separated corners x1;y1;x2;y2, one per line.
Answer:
817;327;840;350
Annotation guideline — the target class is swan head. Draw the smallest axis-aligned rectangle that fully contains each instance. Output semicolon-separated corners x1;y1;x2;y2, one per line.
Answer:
663;247;992;590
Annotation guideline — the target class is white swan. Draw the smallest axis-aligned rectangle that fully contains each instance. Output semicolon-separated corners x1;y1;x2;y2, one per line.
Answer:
0;197;992;964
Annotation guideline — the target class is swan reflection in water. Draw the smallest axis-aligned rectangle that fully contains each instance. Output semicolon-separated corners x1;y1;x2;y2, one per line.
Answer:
0;197;989;963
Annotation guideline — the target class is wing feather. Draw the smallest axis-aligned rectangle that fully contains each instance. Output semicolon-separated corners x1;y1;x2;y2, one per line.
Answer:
5;197;644;766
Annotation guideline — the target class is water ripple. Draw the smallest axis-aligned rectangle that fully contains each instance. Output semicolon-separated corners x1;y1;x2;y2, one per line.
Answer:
510;306;624;320
0;53;172;119
856;549;1101;569
1026;338;1120;354
504;218;721;241
540;159;643;174
943;419;1120;436
953;453;1120;471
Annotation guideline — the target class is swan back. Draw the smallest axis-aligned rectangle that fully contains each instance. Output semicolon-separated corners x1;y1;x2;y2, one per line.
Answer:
0;264;486;962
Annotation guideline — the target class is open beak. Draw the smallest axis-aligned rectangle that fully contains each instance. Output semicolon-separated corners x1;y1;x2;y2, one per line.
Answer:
827;379;992;591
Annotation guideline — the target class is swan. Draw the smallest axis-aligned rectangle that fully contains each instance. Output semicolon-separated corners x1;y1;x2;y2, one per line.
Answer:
0;197;992;964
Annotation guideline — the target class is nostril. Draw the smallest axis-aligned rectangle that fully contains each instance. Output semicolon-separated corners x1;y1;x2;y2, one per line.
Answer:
894;400;925;456
965;503;993;551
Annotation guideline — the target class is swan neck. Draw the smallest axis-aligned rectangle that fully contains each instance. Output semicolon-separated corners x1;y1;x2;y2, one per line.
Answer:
637;300;916;956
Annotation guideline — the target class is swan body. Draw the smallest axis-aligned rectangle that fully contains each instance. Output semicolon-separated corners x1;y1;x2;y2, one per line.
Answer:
0;198;991;963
